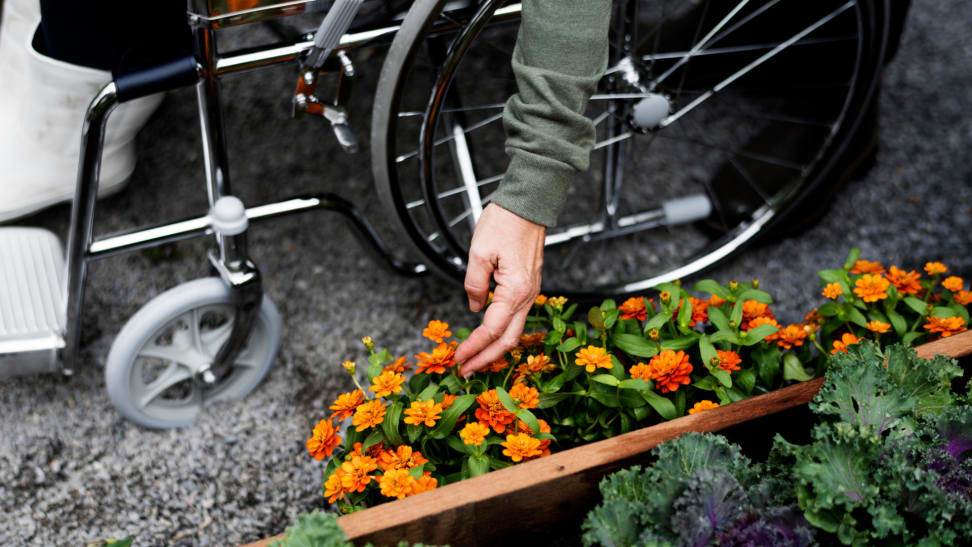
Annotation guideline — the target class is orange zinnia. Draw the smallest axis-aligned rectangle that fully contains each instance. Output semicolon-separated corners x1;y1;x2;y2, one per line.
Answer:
460;422;490;446
501;433;543;462
410;472;438;495
523;353;553;374
646;350;693;393
340;454;378;493
924;316;967;338
629;362;651;381
415;342;457;374
383;356;412;374
619;297;647;321
441;393;457;410
369;370;407;398
403;399;443;427
866;321;891;334
850;259;884;275
330;389;365;422
954;291;972;306
804;308;825;327
379;468;417;499
575;346;613;373
777;324;808;350
352;400;387;432
688;297;710;327
519;332;546;349
517;418;552;460
306;418;342;461
475;390;516;433
689;400;720;414
323;470;348;503
534;294;548;306
741;300;775;330
484;358;510;373
746;315;781;341
822;283;843;300
378;445;428;471
884;266;922;296
943;276;965;292
708;294;726;308
831;333;861;354
716;350;742;374
853;274;890;303
422;320;452;343
924;262;947;276
509;384;540;409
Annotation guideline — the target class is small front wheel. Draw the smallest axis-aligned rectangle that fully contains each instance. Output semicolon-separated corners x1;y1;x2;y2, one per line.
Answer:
105;277;282;429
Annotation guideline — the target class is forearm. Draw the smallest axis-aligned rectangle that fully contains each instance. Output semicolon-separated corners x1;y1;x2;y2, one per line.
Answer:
490;0;613;227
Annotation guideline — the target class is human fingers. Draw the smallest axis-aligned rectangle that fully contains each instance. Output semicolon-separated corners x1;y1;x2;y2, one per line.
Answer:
463;247;494;313
458;297;532;377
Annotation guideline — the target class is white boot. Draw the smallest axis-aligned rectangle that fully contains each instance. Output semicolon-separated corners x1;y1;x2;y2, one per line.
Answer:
0;28;165;223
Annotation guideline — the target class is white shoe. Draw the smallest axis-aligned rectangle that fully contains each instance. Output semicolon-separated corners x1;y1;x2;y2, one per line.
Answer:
0;28;164;223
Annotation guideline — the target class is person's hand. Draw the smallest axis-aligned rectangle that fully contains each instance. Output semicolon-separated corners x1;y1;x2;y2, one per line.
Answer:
455;203;546;377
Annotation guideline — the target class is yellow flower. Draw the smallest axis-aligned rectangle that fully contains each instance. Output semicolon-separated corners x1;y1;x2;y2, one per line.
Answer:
575;346;613;373
822;282;843;300
369;370;407;398
352;400;387;432
329;389;365;422
865;321;891;334
689;400;720;414
534;294;548;307
501;433;543;462
379;468;417;499
460;422;490;446
943;276;965;292
547;296;568;311
853;274;890;303
422;320;452;343
403;399;443;427
924;262;947;276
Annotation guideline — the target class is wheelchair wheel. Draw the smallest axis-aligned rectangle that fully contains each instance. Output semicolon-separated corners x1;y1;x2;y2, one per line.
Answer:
105;277;282;429
372;0;893;298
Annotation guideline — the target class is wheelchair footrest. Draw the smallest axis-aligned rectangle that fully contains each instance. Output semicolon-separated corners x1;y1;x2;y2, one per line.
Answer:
0;227;65;377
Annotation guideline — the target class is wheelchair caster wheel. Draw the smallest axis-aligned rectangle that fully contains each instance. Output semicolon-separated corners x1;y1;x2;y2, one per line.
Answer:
105;277;282;429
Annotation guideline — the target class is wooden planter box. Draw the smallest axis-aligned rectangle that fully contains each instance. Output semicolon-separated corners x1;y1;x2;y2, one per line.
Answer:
246;331;972;547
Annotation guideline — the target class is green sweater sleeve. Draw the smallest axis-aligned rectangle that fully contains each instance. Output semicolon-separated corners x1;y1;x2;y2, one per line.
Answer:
488;0;612;227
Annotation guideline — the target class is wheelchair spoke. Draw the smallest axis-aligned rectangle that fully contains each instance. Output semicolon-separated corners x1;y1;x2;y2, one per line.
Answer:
406;175;501;210
654;131;805;172
639;35;856;62
653;0;752;87
135;362;194;408
395;112;504;163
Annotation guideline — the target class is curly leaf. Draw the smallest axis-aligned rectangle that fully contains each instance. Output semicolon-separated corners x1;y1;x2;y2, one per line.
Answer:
672;468;747;547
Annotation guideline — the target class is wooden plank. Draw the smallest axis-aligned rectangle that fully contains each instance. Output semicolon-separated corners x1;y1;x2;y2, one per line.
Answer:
243;331;972;547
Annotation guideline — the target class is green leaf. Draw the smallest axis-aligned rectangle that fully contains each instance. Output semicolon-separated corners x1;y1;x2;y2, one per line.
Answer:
740;323;779;346
609;355;626;380
366;362;383;380
588;307;606;330
408;373;430;395
105;537;135;547
712;369;732;388
843;247;861;270
949;302;970;324
710;330;741;345
562;303;578;320
699;335;719;369
495;387;519;414
933;306;960;319
752;345;780;388
454;327;472;341
845;306;868;328
729;299;744;327
600;298;618;311
619;378;653;391
620;413;632;434
644;311;672;332
693;279;732;300
416;384;439;401
642;390;677;420
592;374;621;387
589;384;620;408
362;429;384;453
736;369;756;394
517;409;541;435
708;307;730;331
661;336;698;351
903;297;928;315
737;288;773;304
902;332;924;347
603;309;620;330
630;404;651;421
382;402;404;445
677;297;693;327
611;333;659;358
818;268;847;284
557;337;581;353
440;374;462;394
887;309;907;336
445;435;470;455
538;392;574;409
544;329;564;346
574;321;588;345
467;454;490;477
543;371;569;393
429;394;477;439
726;387;747;402
782;353;813;382
654;282;683;299
693;376;719;391
553;316;567;333
817;302;840;316
406;424;422;444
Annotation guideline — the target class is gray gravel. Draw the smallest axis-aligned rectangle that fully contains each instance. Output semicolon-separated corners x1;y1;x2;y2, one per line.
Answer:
1;0;970;545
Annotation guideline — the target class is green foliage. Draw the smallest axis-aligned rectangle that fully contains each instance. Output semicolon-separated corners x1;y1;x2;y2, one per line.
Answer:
270;511;350;547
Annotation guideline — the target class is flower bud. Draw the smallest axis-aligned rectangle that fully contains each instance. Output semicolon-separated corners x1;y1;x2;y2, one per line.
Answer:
648;328;660;340
709;357;720;367
660;291;671;303
341;360;356;374
673;279;682;287
361;337;374;351
729;281;739;292
739;330;748;338
752;278;760;289
728;321;737;329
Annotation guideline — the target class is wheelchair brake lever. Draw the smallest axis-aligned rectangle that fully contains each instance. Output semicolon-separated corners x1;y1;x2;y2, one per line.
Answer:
292;51;359;153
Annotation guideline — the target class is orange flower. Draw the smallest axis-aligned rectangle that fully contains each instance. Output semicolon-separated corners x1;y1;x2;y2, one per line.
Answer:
850;259;884;275
484;358;510;373
575;346;613;373
924;316;967;338
689;400;720;414
410;472;438;495
352;400;387;432
716;350;742;374
441;393;457;410
619;297;647;321
865;321;891;334
517;418;552;459
422;320;452;343
688;297;710;327
379;468;417;499
924;262;947;276
629;362;651;381
708;294;726;308
382;356;412;374
306;418;342;461
746;315;781;341
501;433;543;462
460;422;490;446
831;333;861;354
340;454;378;493
804;308;825;327
534;294;548;307
884;266;922;296
822;283;843;300
853;274;890;303
323;469;348;503
475;390;516;433
646;350;693;393
350;441;386;460
520;332;546;349
777;324;808;350
415;342;457;374
741;300;775;330
955;291;972;306
378;445;428;471
509;384;540;409
943;276;965;292
329;389;365;421
369;370;407;398
403;399;443;427
523;353;553;374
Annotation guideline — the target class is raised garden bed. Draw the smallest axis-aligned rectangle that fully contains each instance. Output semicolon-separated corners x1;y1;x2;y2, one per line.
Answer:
244;330;972;547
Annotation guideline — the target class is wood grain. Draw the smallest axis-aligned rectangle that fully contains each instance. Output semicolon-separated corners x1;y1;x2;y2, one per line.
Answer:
242;331;972;547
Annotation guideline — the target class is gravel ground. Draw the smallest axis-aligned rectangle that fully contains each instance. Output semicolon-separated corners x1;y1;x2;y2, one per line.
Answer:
1;1;970;545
